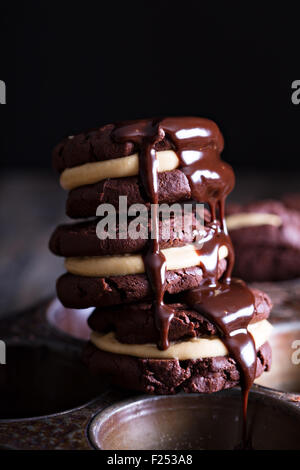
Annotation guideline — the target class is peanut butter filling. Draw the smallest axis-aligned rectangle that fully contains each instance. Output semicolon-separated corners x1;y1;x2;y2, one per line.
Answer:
65;244;228;277
60;150;180;190
226;212;282;230
90;319;272;360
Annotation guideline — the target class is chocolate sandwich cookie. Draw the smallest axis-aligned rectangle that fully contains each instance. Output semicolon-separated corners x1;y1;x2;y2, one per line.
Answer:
56;258;227;308
226;200;300;281
88;288;272;344
84;283;272;393
83;341;271;395
53;207;229;309
52;123;175;172
53;118;234;219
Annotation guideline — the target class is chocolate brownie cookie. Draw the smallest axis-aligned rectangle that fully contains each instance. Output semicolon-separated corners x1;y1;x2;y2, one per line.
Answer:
65;171;192;218
52;120;223;172
88;288;271;344
53;119;232;218
226;200;300;281
49;212;205;257
83;341;271;395
57;258;227;308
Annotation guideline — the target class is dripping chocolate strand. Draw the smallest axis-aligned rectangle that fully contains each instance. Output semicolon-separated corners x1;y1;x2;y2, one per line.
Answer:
112;117;235;350
112;120;174;350
140;138;175;350
183;280;256;444
112;118;258;432
160;117;256;442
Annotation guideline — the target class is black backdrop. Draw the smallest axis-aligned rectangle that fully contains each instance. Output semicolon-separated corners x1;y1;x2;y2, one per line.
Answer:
1;2;300;170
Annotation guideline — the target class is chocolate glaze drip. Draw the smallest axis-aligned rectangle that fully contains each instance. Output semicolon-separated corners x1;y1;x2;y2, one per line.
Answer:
183;280;256;443
112;117;257;439
160;117;234;222
187;213;257;434
113;119;174;349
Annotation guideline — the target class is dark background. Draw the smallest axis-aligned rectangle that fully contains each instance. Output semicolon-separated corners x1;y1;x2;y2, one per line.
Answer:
1;1;300;170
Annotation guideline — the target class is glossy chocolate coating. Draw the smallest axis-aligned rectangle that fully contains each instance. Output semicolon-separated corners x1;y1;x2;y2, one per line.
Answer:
112;117;257;441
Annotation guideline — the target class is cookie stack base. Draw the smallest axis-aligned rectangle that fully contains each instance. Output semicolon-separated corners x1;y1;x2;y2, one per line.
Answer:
83;341;271;395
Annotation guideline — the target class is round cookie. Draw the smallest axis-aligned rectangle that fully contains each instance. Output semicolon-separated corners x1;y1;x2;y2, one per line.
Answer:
226;200;300;281
49;212;204;257
65;171;192;218
56;258;227;309
83;341;271;395
52;123;175;172
53;118;231;219
88;288;272;344
53;119;223;173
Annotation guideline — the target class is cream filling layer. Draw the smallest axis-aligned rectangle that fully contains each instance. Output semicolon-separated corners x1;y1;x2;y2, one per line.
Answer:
65;244;228;277
60;150;180;190
90;319;272;360
226;212;282;230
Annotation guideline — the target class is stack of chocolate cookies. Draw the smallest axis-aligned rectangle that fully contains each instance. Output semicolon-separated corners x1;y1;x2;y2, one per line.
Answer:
227;200;300;281
50;117;272;396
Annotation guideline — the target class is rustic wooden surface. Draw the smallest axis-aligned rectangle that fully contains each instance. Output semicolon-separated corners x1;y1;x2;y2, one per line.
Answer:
0;169;299;319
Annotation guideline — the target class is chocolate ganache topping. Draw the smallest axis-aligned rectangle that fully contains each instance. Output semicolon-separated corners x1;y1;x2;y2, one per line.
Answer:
112;117;257;427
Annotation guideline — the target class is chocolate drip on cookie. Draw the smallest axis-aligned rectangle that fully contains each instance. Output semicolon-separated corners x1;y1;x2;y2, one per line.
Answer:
112;120;175;350
51;116;272;447
112;117;257;436
112;117;234;350
183;280;256;437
